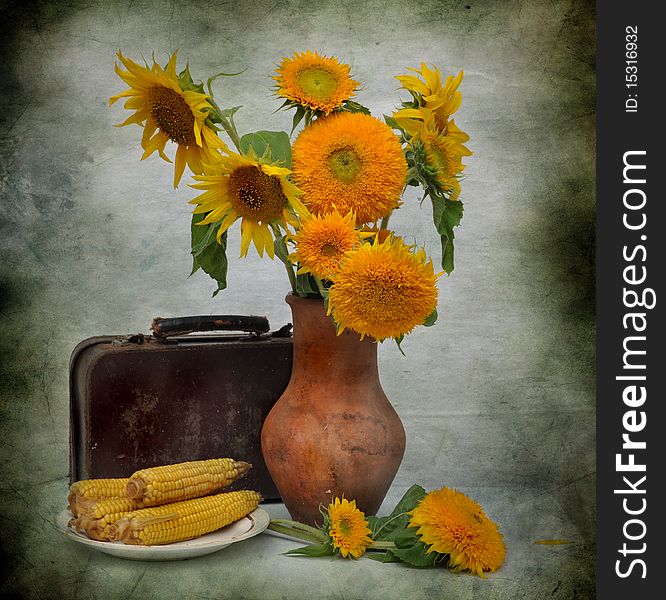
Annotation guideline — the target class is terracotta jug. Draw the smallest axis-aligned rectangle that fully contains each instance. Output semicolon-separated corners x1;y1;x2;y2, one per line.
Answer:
261;294;406;524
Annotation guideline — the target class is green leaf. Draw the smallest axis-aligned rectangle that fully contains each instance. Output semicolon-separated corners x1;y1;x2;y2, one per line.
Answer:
339;100;371;115
190;212;228;296
390;539;438;567
207;105;242;126
219;105;243;119
432;198;464;274
365;551;403;563
370;485;426;541
273;231;290;264
394;334;406;356
178;64;205;94
423;308;438;327
321;287;330;315
295;273;319;297
284;543;333;557
383;114;401;130
191;220;219;258
240;130;292;167
290;105;306;135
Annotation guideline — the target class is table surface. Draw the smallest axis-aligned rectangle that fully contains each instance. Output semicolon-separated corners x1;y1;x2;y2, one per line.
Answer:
2;479;594;600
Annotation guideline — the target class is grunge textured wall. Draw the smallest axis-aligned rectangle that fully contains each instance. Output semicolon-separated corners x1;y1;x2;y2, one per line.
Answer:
0;0;595;598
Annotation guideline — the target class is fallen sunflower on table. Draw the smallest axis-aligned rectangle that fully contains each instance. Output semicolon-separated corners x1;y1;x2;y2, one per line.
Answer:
268;485;506;577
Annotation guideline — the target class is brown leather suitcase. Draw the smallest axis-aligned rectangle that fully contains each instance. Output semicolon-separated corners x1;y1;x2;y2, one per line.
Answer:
69;315;293;501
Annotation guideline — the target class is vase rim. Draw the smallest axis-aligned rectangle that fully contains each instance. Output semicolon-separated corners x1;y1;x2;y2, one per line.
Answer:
285;292;324;305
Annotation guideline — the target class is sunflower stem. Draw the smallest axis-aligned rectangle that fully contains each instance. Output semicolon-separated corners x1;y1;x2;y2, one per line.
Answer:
218;116;242;153
367;541;397;550
380;213;391;230
208;98;243;152
282;260;297;294
270;224;297;293
268;520;327;544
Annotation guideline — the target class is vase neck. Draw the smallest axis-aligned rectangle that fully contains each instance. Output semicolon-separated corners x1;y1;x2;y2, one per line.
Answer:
286;295;379;383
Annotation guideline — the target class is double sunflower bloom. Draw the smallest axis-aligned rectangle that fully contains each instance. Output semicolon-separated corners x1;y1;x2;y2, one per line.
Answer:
110;50;471;344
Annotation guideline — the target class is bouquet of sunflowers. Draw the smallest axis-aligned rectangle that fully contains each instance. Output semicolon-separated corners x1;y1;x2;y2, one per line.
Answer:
110;50;471;345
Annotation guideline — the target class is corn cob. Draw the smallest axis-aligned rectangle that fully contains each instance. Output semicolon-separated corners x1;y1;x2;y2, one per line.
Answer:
109;490;262;545
70;497;142;541
67;478;131;517
126;458;251;507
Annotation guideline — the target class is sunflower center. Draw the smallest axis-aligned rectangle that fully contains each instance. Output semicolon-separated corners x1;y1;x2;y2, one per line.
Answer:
428;145;447;169
338;517;352;536
227;165;287;222
148;86;196;146
296;68;338;99
320;242;340;257
328;148;362;184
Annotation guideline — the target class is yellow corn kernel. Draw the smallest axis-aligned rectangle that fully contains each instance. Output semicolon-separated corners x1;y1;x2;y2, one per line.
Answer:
109;490;262;545
67;478;130;517
126;458;252;507
70;497;142;541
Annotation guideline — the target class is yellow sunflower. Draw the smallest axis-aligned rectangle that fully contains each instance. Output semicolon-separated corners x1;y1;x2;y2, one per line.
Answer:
110;51;227;188
289;210;359;279
291;112;407;224
409;487;506;576
396;64;464;132
393;107;471;199
274;51;359;115
327;236;439;341
326;498;373;559
189;151;307;258
418;128;471;200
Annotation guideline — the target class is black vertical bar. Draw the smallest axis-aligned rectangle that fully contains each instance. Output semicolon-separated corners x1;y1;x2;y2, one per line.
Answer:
597;2;663;598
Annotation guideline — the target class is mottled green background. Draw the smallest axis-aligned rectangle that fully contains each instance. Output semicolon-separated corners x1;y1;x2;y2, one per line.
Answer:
0;0;595;598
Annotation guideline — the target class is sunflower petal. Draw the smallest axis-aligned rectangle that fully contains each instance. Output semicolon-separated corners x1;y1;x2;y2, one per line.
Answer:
173;144;188;188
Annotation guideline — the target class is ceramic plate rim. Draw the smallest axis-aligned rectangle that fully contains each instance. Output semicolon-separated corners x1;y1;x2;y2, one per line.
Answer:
57;506;270;558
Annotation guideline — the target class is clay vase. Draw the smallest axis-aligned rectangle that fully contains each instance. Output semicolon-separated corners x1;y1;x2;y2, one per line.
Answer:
261;294;406;524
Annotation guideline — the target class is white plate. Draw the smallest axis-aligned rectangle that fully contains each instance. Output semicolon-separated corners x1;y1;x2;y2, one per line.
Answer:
57;507;270;561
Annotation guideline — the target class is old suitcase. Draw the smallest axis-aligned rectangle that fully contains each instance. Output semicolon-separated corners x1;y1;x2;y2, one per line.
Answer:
69;315;293;501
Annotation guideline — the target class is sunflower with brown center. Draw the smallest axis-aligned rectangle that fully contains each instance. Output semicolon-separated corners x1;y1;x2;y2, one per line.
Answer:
289;210;359;279
109;51;227;188
325;498;373;559
409;486;506;576
327;236;439;341
291;112;407;224
274;51;359;115
189;151;307;258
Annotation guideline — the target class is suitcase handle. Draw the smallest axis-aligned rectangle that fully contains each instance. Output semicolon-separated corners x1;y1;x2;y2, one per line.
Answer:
151;315;270;339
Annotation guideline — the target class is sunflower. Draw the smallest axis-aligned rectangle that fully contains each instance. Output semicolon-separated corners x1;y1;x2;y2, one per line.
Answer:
109;51;227;188
393;107;471;200
289;210;359;279
327;236;439;341
409;487;506;576
291;112;407;224
396;64;464;132
325;498;373;559
189;151;307;258
418;126;471;200
274;51;359;115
